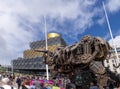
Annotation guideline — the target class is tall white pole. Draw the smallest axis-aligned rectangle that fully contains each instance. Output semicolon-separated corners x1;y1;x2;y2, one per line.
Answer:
102;2;119;65
44;16;49;80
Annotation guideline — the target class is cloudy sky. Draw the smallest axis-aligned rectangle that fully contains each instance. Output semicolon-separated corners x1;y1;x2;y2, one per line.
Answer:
0;0;120;65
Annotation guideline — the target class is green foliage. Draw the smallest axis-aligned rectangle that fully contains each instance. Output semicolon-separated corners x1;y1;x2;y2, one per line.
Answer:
0;66;6;72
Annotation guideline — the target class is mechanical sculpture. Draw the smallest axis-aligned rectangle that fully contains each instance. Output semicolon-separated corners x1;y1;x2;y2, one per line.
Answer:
41;35;111;89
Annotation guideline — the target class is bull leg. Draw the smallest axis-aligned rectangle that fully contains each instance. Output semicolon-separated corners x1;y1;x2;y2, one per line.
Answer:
89;61;108;89
97;75;109;89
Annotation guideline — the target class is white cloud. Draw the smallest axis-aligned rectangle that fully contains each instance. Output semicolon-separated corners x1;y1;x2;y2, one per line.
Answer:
0;0;103;65
109;35;120;48
0;13;35;65
106;0;120;13
97;16;105;25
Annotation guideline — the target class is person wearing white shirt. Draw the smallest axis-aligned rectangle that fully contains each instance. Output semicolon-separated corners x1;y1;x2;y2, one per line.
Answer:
1;77;16;89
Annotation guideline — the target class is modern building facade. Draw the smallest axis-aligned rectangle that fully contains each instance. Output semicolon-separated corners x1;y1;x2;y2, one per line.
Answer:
104;47;120;73
13;33;67;75
110;47;120;59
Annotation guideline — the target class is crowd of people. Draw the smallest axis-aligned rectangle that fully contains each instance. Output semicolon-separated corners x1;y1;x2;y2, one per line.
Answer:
15;75;69;89
0;72;76;89
0;72;120;89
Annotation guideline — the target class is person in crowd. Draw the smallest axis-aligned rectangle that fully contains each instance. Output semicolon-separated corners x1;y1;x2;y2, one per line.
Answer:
1;77;16;89
52;83;60;89
44;83;51;89
66;83;76;89
89;81;99;89
16;75;21;89
33;80;42;89
61;77;74;89
0;73;2;80
117;83;120;89
22;76;31;89
107;78;115;89
30;83;36;89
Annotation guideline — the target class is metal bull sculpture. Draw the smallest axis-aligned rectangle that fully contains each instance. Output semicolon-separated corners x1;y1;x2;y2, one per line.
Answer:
37;35;111;89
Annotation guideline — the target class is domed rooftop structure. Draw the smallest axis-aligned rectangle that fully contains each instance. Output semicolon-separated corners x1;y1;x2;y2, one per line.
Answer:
47;33;60;39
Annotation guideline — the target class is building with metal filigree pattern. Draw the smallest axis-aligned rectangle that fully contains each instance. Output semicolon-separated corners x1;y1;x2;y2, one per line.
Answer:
13;33;67;75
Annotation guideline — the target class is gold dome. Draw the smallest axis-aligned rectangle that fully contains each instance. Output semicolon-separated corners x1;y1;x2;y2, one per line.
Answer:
47;33;60;39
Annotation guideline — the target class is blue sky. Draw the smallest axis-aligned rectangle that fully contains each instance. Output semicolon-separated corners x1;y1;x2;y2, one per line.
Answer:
0;0;120;65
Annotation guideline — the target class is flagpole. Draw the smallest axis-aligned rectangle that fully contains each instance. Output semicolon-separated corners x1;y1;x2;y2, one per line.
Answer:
44;16;49;80
102;2;119;66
